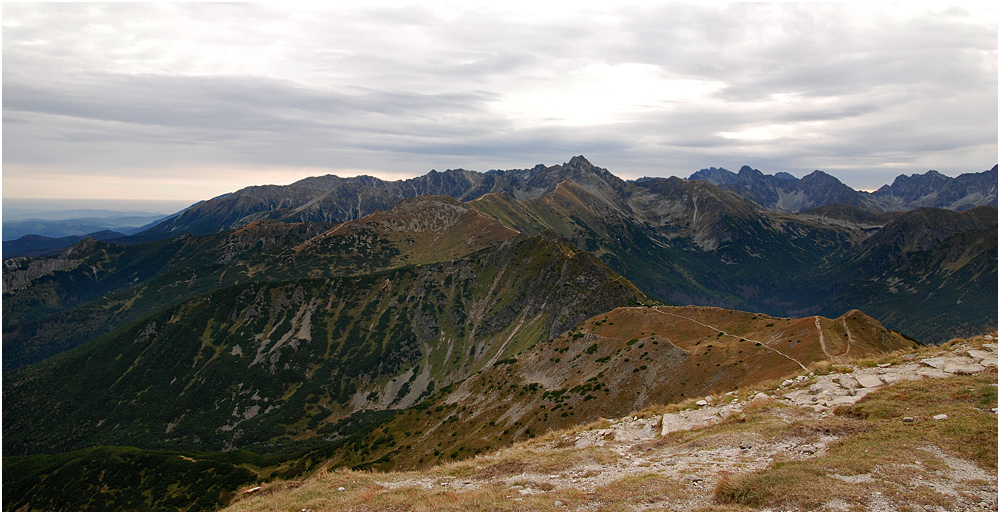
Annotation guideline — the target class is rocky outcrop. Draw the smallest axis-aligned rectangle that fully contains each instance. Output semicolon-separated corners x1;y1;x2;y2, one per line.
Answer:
643;338;1000;435
2;255;79;293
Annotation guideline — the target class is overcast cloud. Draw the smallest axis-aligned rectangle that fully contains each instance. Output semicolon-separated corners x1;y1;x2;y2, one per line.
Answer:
2;2;997;202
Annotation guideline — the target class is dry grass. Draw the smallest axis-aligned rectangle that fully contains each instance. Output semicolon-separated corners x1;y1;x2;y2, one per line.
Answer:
228;336;997;512
590;473;691;510
713;369;998;510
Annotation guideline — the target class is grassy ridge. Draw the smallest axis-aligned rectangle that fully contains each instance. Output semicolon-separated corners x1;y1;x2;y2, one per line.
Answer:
224;337;997;512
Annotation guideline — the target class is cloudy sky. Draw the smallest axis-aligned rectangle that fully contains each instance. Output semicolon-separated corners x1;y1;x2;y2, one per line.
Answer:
3;2;997;205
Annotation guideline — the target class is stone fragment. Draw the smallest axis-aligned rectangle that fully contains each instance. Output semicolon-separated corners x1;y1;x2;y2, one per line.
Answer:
943;363;986;375
877;363;892;368
337;487;346;492
799;444;817;454
880;373;908;385
838;375;861;390
902;417;914;423
683;474;704;483
968;350;995;360
827;396;861;408
660;413;687;436
982;343;997;351
781;379;794;387
752;392;770;402
920;357;949;369
695;400;708;406
810;378;840;394
854;374;883;388
853;388;879;399
613;418;657;442
689;409;722;425
554;501;564;507
933;414;948;420
916;369;951;379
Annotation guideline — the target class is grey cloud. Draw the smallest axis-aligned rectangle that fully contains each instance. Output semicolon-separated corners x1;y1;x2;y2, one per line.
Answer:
2;3;996;197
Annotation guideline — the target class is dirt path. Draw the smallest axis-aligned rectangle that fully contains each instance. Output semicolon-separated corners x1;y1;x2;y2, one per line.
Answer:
815;316;833;358
841;318;853;357
655;307;808;372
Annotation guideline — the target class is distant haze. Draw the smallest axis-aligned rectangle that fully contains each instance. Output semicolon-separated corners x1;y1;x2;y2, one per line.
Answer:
2;2;996;202
2;198;194;221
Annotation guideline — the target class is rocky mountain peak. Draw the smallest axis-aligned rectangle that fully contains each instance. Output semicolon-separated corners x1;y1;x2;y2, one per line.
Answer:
688;167;737;185
566;155;595;169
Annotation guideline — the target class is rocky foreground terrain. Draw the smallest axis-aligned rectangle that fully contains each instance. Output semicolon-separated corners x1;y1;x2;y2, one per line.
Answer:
229;335;998;512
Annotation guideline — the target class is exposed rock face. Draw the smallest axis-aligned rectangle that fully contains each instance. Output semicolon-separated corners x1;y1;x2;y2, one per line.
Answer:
855;207;993;258
137;156;628;238
142;158;998;239
687;165;880;212
2;255;79;293
649;339;999;433
687;164;997;214
870;165;998;211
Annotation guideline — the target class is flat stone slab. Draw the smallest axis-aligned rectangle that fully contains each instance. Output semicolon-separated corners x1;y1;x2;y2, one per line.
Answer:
880;373;913;385
810;379;842;394
783;390;813;402
826;395;862;407
968;350;998;367
661;408;724;436
608;417;660;442
916;369;952;379
838;375;861;390
920;357;950;369
854;374;883;388
943;363;986;375
968;350;995;360
853;388;879;399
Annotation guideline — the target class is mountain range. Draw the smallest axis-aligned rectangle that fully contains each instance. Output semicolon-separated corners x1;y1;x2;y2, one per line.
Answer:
2;156;996;511
687;164;998;213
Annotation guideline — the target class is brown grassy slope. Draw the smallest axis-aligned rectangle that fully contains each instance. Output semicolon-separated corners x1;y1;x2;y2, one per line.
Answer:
289;196;521;276
297;305;912;473
226;336;996;512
